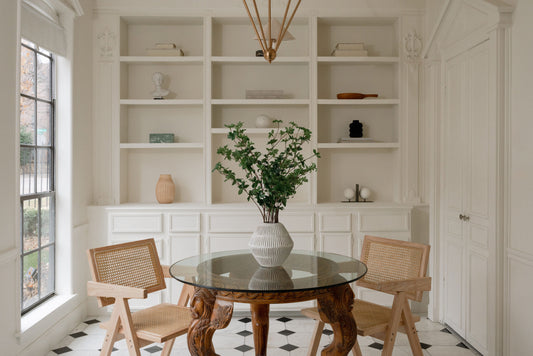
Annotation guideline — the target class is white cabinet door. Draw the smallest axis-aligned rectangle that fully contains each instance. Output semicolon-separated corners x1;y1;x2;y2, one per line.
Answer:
442;40;494;354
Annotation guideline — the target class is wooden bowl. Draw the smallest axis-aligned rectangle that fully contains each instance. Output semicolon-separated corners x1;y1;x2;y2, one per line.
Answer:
336;93;378;99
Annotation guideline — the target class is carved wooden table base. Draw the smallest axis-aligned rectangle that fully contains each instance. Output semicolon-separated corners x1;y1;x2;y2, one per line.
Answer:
187;284;356;356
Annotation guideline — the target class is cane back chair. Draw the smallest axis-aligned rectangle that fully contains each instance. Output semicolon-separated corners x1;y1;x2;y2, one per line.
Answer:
87;238;194;356
301;235;431;356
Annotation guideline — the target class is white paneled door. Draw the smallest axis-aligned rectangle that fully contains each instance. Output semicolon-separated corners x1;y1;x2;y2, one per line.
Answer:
442;40;495;355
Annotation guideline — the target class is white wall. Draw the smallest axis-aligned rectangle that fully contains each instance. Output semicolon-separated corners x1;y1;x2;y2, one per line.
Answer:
0;0;22;354
506;0;533;354
0;0;94;354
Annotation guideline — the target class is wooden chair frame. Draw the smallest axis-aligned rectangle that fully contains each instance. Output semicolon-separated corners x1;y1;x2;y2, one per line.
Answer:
301;235;431;356
87;238;194;356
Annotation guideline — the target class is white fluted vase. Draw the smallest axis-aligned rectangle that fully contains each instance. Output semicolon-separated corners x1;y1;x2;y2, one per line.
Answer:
249;222;294;267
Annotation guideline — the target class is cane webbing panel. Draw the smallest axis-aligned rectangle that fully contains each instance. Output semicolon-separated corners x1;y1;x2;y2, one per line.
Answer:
362;242;423;283
359;235;430;301
88;239;165;307
100;303;192;343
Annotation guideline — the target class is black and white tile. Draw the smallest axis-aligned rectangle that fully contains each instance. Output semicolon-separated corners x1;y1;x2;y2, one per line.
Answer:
48;315;478;356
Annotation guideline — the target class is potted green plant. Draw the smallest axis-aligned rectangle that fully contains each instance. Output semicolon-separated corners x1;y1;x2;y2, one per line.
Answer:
213;120;320;267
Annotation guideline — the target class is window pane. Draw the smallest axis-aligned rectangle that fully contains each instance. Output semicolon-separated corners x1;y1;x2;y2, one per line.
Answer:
21;46;35;96
37;101;52;146
22;250;39;309
20;97;35;145
40;246;54;297
36;148;52;193
36;54;51;100
40;196;54;245
20;147;36;195
22;199;39;253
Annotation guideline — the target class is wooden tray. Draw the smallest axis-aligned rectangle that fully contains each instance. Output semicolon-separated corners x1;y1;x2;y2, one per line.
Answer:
336;93;378;99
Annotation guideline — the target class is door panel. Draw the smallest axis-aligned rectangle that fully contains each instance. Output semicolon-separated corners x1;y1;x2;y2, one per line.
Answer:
467;250;489;354
467;42;491;219
444;239;465;334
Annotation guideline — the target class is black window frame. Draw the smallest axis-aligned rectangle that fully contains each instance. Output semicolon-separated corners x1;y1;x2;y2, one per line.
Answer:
20;40;56;315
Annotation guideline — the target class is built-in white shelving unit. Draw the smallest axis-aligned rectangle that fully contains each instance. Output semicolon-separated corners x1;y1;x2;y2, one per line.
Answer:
108;13;408;206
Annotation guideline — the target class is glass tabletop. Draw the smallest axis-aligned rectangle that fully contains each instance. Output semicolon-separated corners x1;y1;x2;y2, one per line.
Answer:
169;250;367;293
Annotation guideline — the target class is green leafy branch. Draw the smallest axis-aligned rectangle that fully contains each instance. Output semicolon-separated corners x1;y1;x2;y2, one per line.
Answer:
212;120;320;223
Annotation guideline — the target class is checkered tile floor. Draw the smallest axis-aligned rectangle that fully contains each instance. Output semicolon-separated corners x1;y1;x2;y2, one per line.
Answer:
47;315;479;355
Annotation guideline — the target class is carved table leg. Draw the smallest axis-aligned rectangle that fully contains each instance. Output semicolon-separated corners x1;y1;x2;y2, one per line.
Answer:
187;287;234;356
250;304;270;356
316;285;357;356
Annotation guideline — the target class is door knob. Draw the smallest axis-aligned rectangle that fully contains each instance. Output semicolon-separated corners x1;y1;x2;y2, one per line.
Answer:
464;215;470;221
459;214;465;220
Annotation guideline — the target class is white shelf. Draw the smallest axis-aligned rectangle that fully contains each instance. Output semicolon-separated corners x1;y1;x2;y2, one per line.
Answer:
212;56;310;63
120;143;204;149
120;99;203;105
211;99;310;105
120;56;204;63
317;56;399;63
317;142;400;149
211;128;275;134
317;99;400;105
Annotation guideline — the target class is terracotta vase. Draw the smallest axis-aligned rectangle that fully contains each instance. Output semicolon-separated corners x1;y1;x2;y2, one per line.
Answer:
155;174;175;204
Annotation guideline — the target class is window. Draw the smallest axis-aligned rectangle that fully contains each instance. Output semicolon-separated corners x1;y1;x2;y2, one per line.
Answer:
20;39;55;314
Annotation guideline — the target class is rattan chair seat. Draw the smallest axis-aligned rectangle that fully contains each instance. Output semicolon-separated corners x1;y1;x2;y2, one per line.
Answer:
302;299;421;337
100;303;192;343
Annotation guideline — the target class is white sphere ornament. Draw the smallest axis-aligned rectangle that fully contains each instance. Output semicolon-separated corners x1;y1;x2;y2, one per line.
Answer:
255;114;274;128
344;188;356;201
360;187;371;200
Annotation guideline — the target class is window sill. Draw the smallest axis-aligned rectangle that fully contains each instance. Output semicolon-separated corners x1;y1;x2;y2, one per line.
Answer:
19;294;79;344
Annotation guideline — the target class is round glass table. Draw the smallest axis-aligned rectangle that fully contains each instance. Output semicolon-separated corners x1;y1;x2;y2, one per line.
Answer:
170;250;367;356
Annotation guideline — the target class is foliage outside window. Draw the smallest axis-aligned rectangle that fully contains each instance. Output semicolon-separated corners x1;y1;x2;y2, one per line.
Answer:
20;39;55;314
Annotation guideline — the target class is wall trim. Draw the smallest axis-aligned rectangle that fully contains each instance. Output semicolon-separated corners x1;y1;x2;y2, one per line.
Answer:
0;247;18;265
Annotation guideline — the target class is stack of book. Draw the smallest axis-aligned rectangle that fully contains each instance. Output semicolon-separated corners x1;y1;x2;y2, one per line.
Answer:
338;137;375;143
245;89;286;99
331;43;368;57
146;43;184;56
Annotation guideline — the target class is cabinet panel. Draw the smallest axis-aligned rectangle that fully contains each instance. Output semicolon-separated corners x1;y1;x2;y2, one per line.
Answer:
319;213;351;232
208;213;262;233
291;233;315;251
169;234;201;303
358;212;409;232
170;213;201;233
110;213;163;233
280;213;314;233
320;233;353;257
208;234;250;252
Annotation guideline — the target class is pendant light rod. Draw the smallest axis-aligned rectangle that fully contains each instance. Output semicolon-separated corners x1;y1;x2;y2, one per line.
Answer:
276;0;302;52
243;0;302;62
242;0;267;53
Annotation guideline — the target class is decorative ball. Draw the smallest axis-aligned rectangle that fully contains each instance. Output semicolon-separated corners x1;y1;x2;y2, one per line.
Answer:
344;188;356;201
359;187;371;200
255;115;274;128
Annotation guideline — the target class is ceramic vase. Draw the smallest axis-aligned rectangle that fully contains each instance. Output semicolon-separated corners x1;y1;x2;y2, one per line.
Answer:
249;222;294;267
155;174;175;204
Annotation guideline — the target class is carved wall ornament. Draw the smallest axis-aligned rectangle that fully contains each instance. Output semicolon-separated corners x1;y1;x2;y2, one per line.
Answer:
404;29;422;62
97;28;115;58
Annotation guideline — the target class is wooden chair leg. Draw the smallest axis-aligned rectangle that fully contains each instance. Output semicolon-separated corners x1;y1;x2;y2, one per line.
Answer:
352;337;363;356
116;298;141;356
100;306;121;356
401;298;423;356
381;293;406;356
161;338;176;356
307;320;325;356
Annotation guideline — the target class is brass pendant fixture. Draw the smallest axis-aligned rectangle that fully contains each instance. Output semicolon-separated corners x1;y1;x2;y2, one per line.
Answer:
242;0;302;63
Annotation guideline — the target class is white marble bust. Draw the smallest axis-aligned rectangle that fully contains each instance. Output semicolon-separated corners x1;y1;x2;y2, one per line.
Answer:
151;72;170;99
